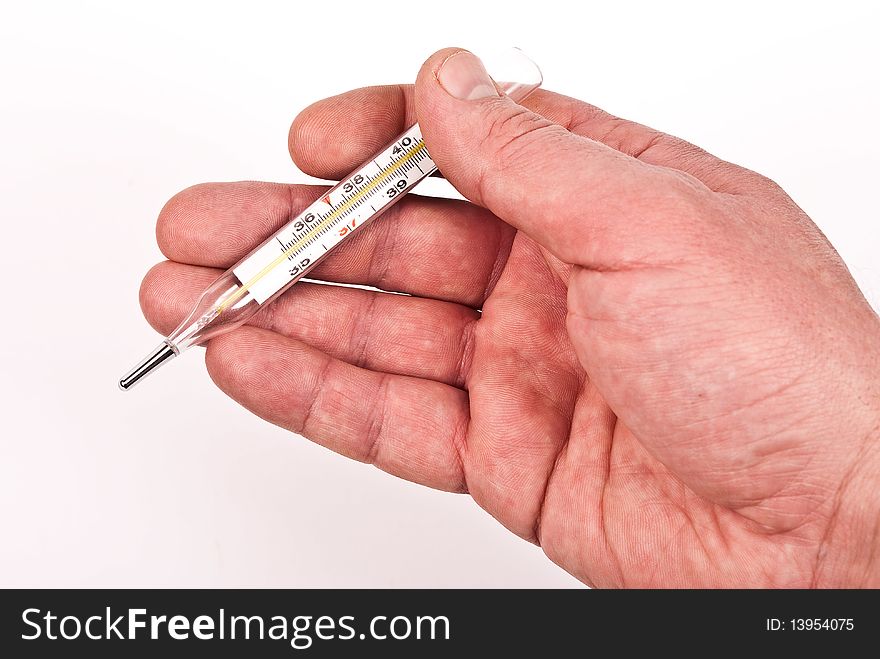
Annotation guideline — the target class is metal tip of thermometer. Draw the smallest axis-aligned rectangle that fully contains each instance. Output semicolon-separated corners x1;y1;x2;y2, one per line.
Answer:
119;342;177;391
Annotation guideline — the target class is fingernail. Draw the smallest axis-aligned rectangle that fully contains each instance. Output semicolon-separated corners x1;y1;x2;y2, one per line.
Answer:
436;51;499;101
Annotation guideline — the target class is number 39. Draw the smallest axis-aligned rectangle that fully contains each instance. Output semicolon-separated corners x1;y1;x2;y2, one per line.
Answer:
289;257;310;277
386;179;407;198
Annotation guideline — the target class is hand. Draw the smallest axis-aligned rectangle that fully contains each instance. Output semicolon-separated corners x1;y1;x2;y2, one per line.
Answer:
140;48;880;587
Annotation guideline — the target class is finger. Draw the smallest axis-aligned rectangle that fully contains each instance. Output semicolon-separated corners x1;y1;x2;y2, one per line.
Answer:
290;85;760;194
521;91;765;195
206;325;469;492
157;182;514;307
140;260;478;388
414;48;703;268
290;85;415;181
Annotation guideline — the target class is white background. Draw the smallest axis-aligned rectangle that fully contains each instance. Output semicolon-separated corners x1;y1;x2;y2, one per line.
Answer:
1;0;878;587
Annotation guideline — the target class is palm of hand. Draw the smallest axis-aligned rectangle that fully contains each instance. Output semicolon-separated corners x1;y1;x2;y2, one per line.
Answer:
454;226;816;588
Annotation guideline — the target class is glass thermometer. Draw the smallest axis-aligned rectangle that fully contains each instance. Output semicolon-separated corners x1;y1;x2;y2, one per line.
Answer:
120;50;541;390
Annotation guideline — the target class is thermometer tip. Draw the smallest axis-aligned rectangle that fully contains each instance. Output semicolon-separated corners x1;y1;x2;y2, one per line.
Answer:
119;342;177;391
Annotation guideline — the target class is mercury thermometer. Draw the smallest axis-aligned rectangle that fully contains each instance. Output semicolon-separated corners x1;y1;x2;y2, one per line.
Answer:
120;50;541;389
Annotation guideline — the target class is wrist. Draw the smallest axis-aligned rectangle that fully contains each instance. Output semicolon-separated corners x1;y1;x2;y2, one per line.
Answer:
814;420;880;587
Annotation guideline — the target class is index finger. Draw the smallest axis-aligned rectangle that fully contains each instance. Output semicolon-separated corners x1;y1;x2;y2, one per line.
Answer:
288;85;576;180
290;85;763;194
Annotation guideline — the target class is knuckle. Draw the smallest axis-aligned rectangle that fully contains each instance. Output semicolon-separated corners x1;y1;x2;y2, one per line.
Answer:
596;117;636;150
749;171;785;195
641;134;708;171
480;103;558;171
721;165;786;198
474;103;564;203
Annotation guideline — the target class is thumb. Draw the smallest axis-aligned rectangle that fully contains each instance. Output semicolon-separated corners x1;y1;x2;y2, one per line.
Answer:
414;48;695;266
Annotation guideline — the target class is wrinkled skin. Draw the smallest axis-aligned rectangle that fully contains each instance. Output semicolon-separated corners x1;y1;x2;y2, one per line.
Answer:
140;49;880;587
